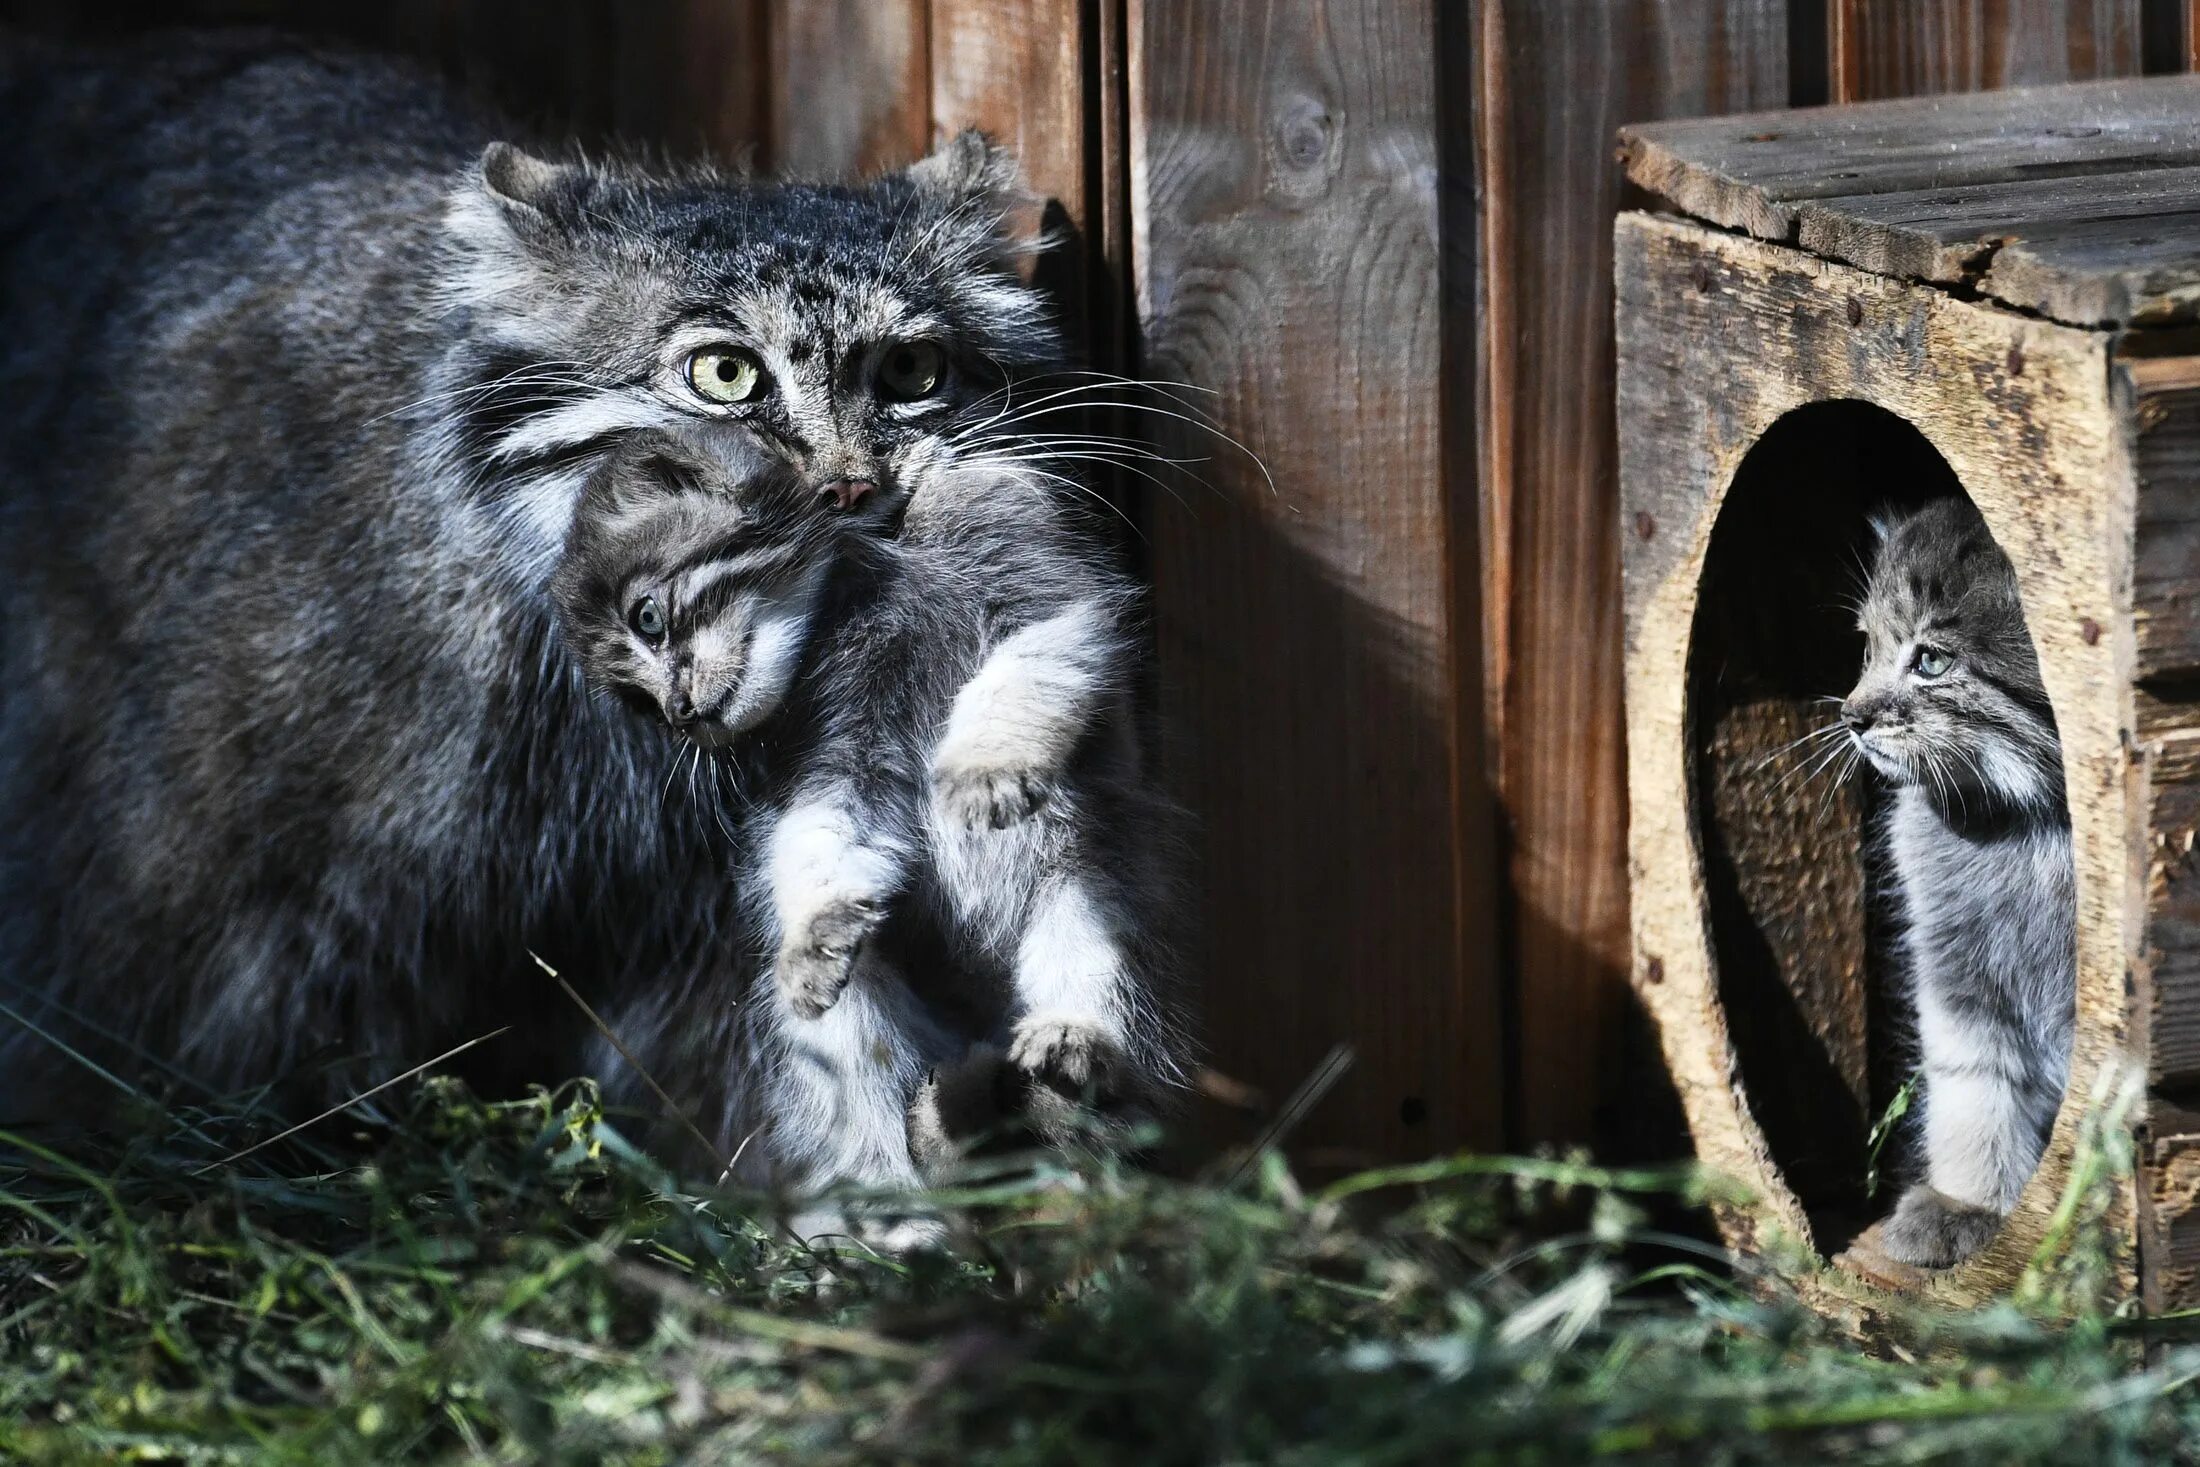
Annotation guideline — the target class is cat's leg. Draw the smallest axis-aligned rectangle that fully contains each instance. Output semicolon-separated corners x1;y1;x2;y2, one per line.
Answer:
1004;873;1138;1100
765;787;905;1021
931;600;1117;829
1881;984;2059;1268
760;953;956;1249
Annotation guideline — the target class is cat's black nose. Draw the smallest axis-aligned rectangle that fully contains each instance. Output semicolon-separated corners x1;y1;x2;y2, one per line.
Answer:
1841;702;1873;732
668;691;696;725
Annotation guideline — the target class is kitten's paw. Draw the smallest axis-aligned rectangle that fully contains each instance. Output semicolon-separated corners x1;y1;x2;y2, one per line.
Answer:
1008;1016;1123;1092
1878;1185;2004;1268
777;900;881;1020
932;758;1051;831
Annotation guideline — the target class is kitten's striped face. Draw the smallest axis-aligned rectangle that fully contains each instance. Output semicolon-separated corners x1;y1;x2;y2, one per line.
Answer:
1843;497;2063;818
443;133;1058;581
552;435;852;747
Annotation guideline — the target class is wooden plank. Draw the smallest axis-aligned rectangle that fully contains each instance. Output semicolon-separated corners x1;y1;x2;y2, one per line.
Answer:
1830;0;2144;103
1132;0;1503;1160
2137;709;2200;1084
1797;164;2200;282
1473;0;1787;1147
608;0;770;162
930;0;1087;214
2142;1131;2200;1311
768;0;930;176
929;0;1096;341
2131;356;2200;682
2128;361;2200;1098
1620;75;2200;245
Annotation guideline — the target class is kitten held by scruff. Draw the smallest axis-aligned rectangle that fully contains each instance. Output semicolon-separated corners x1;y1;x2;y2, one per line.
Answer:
1843;497;2075;1268
553;430;1190;1192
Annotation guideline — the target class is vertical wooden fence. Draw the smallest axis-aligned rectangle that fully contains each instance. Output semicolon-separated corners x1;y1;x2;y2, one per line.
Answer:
8;0;2194;1161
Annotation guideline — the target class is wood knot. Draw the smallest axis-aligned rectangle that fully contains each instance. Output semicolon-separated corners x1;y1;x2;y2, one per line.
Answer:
1845;296;1863;327
2006;345;2025;377
1634;511;1657;541
1643;956;1665;986
2081;616;2101;646
1272;97;1337;173
1691;264;1712;294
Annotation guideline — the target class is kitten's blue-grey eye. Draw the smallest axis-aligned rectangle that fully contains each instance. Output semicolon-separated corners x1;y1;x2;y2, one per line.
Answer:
1913;647;1952;679
630;595;666;643
878;340;945;401
686;346;765;405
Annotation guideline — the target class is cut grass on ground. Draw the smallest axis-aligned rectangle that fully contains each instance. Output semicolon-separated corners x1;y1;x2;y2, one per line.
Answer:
2;1075;2197;1465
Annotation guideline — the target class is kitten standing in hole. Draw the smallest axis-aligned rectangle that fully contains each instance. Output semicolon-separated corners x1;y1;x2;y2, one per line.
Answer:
1843;497;2075;1268
553;430;1190;1197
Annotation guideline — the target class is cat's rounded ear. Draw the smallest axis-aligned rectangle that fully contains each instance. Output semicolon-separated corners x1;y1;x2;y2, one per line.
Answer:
903;129;1021;210
1866;505;1901;544
478;142;578;227
899;130;1049;261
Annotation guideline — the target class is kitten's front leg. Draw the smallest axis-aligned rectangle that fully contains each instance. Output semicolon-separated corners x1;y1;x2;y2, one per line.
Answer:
767;792;902;1020
932;600;1117;830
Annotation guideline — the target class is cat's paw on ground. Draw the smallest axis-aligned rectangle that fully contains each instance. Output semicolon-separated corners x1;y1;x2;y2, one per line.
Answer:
1878;1184;2003;1268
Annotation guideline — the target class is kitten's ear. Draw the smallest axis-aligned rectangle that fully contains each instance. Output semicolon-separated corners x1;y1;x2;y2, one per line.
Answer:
1866;506;1902;545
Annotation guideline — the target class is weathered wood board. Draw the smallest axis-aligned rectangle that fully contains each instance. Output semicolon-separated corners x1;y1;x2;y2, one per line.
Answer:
1829;0;2147;102
1469;0;1790;1148
1133;0;1504;1162
1621;75;2200;325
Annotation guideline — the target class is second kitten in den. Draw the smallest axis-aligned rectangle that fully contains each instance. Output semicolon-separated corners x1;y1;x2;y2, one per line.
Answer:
554;430;1189;1192
1843;496;2075;1268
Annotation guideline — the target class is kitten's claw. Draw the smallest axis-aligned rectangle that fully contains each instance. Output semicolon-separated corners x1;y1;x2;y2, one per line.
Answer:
777;900;880;1019
1878;1184;2003;1268
933;761;1050;831
1008;1016;1122;1092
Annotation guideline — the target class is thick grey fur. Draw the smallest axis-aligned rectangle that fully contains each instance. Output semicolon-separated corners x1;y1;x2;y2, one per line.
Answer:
0;31;1165;1182
1842;497;2076;1268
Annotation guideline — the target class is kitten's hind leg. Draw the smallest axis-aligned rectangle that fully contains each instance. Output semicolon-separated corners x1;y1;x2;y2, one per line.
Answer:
766;791;903;1020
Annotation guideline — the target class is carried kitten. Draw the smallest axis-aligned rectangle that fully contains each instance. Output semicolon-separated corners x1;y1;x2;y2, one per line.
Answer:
554;430;1189;1190
1843;497;2075;1268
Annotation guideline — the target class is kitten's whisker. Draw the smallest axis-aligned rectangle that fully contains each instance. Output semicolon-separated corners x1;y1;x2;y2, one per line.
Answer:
1813;747;1860;823
1750;721;1847;774
1771;729;1854;796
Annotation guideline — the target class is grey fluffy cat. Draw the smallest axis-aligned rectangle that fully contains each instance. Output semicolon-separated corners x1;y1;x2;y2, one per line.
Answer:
553;429;1187;1191
1842;497;2076;1267
0;31;1141;1176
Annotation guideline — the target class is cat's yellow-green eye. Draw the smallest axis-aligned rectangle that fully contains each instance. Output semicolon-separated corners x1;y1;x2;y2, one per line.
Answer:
878;340;945;401
1913;647;1952;679
685;345;764;405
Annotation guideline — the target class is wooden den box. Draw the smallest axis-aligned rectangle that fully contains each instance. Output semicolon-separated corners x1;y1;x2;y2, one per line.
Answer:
1615;76;2200;1311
